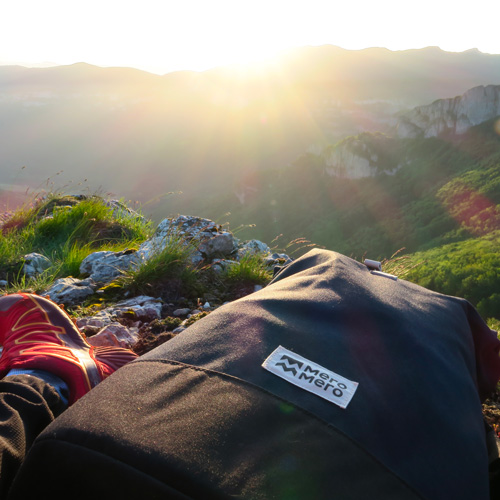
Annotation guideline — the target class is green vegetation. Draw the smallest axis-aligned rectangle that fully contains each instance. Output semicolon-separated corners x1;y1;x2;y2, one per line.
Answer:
116;236;201;300
402;231;500;320
0;193;152;288
184;121;500;321
0;194;276;307
191;122;500;264
221;253;273;286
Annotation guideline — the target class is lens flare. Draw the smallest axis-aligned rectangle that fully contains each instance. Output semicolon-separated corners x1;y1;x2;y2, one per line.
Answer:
494;119;500;136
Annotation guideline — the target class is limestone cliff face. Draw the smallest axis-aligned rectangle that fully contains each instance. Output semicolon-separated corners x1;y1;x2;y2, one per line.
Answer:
396;85;500;138
323;142;376;178
319;135;400;179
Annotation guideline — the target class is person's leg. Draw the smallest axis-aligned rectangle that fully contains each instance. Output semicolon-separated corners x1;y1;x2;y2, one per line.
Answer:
0;373;65;497
0;293;138;404
0;293;138;494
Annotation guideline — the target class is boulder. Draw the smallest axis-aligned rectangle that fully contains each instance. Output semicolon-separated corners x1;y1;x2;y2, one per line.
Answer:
23;253;52;278
76;317;111;331
105;295;163;322
211;259;238;273
173;308;191;317
199;232;236;258
42;277;95;306
80;249;139;283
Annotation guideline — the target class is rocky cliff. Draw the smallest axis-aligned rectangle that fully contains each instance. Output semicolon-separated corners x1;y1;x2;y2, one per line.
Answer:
306;133;402;179
396;85;500;138
313;85;500;178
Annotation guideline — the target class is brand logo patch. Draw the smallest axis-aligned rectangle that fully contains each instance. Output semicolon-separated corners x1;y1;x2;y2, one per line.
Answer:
262;346;358;409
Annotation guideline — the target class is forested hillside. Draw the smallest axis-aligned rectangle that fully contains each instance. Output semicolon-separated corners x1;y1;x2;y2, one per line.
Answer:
189;120;498;252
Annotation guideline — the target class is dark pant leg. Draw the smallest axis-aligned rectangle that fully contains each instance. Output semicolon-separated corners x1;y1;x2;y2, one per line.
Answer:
0;375;65;497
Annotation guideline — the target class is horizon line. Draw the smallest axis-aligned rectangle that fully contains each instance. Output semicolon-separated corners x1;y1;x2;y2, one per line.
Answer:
0;44;497;77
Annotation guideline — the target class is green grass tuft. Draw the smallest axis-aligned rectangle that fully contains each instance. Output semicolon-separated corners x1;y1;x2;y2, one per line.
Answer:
222;253;273;286
0;192;152;288
116;234;201;299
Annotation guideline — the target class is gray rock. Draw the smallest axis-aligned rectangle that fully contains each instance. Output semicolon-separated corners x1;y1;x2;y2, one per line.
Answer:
107;295;163;322
77;312;114;328
237;239;270;260
211;259;238;273
78;296;162;326
105;199;144;221
0;280;8;288
189;251;204;266
23;253;52;278
42;277;95;306
86;322;139;349
173;308;191;317
264;253;293;267
80;249;139;283
198;232;236;258
137;215;237;263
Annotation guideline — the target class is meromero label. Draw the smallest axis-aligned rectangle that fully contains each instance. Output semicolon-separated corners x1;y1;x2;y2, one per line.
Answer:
262;345;358;409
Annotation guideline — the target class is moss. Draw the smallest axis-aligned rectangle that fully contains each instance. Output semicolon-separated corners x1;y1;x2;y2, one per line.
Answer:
183;311;209;327
149;317;182;333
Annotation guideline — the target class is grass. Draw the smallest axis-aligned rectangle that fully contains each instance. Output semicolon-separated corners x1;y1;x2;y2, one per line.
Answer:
27;196;150;255
3;269;57;295
115;232;202;300
221;253;273;286
0;192;152;288
380;248;425;279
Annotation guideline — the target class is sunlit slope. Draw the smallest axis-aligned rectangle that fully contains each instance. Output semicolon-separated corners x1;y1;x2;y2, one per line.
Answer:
403;231;500;320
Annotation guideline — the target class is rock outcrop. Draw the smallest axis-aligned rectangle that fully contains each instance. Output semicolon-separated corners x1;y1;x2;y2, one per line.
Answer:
136;215;238;265
28;212;293;351
396;85;500;138
323;141;376;178
80;249;139;283
310;134;401;179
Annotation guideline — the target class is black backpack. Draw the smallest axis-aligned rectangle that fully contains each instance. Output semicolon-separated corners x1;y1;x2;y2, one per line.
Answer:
9;249;500;499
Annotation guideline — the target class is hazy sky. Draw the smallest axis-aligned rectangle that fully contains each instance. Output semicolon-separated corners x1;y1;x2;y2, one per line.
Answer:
2;0;500;75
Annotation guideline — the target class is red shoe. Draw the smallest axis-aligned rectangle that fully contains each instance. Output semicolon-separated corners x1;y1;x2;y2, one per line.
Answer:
0;293;138;405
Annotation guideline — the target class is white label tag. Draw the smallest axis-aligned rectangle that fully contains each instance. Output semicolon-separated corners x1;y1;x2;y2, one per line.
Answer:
262;346;358;409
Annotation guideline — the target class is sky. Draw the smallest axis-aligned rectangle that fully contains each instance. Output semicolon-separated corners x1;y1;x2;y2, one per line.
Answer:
1;0;500;75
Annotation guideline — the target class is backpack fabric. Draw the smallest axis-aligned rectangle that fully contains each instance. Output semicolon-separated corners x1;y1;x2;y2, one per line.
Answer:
9;249;500;499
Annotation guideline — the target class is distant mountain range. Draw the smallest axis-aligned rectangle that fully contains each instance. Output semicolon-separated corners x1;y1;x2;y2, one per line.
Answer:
1;45;500;225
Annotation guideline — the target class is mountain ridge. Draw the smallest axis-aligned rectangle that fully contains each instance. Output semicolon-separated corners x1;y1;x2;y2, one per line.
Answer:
1;45;500;203
397;85;500;138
